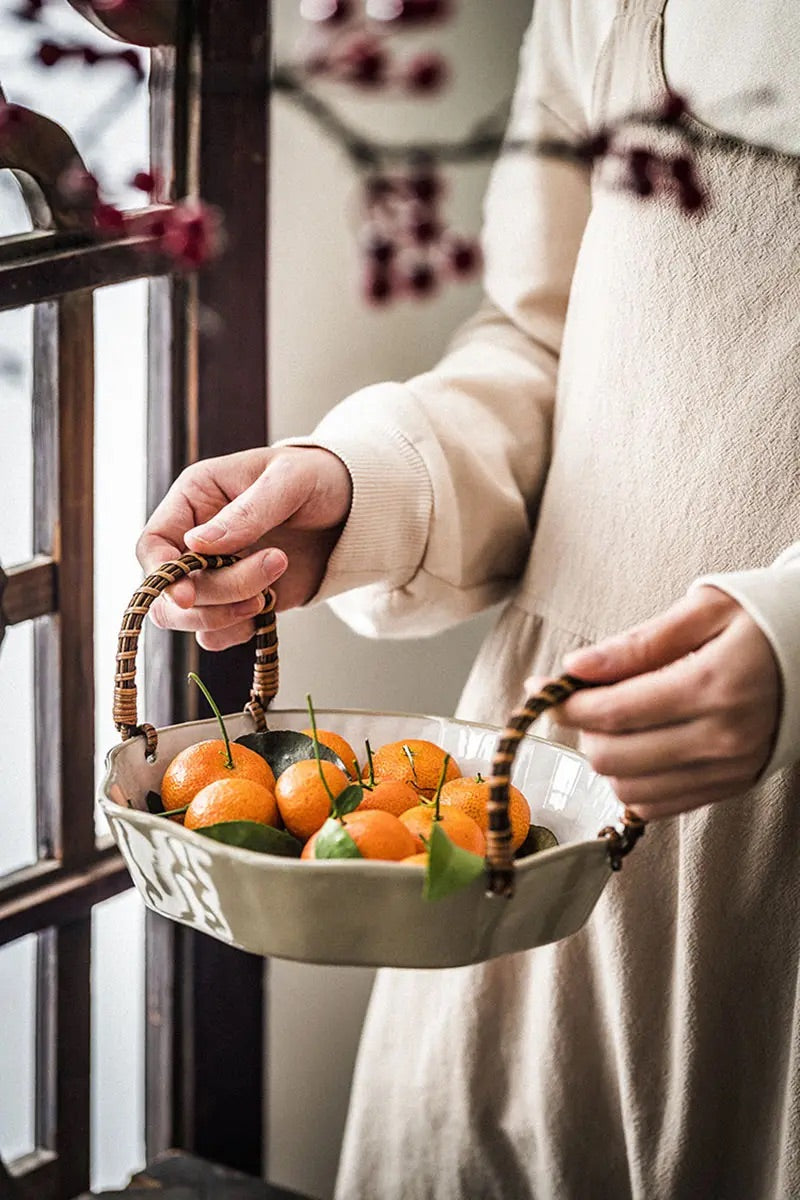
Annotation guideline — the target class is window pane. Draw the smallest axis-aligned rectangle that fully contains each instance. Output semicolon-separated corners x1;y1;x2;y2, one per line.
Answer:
94;280;148;825
0;170;34;238
0;933;37;1165
0;7;150;208
0;306;33;568
0;621;36;876
90;890;145;1191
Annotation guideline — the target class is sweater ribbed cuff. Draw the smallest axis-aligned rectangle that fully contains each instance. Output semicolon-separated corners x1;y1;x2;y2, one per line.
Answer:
275;400;433;605
690;562;800;777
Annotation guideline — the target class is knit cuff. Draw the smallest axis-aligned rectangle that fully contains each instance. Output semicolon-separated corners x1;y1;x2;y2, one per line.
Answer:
691;561;800;777
275;404;432;604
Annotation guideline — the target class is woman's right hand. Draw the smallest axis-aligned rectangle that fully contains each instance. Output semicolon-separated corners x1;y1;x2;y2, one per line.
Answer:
136;445;353;650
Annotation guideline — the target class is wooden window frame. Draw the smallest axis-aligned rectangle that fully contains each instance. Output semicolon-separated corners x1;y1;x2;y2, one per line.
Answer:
0;3;271;1195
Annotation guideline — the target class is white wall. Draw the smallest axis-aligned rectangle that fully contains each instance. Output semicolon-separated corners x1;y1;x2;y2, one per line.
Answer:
266;4;532;1197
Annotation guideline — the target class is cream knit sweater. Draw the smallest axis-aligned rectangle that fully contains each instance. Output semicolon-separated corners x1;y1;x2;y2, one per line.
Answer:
286;3;800;1196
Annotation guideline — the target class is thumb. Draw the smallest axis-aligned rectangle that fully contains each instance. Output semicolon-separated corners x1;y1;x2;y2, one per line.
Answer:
184;461;308;555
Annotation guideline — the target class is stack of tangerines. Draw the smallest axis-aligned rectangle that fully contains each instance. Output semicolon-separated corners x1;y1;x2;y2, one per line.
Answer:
156;680;532;869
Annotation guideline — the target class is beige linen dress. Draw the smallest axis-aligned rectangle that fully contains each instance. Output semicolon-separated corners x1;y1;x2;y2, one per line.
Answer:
290;1;800;1196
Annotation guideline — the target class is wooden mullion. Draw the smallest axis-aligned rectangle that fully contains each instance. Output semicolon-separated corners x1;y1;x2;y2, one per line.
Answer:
1;558;57;625
0;215;172;312
36;921;92;1198
0;849;129;948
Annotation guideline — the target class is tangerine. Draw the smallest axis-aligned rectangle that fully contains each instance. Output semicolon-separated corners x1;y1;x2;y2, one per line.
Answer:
366;739;461;799
184;777;279;830
402;852;429;867
302;808;417;861
357;778;420;818
300;727;359;778
439;776;531;853
161;740;275;813
274;758;349;842
399;804;486;856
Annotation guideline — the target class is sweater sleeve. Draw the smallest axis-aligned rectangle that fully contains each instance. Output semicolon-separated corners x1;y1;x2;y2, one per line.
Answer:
280;0;612;638
692;542;800;776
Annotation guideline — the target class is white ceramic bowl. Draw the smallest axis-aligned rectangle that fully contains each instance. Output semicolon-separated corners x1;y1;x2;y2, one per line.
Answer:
99;708;623;969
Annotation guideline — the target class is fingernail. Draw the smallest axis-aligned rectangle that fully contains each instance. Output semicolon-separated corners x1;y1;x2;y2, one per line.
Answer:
261;548;287;579
564;647;606;671
189;519;226;545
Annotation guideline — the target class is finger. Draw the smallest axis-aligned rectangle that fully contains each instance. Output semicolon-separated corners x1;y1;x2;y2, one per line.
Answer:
580;717;727;779
558;649;712;733
622;783;743;823
149;594;265;634
609;757;753;812
136;532;197;609
189;548;288;607
562;588;737;683
184;456;310;556
196;618;256;652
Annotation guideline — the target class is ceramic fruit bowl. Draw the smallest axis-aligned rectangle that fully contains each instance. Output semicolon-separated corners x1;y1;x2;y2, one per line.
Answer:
101;554;644;970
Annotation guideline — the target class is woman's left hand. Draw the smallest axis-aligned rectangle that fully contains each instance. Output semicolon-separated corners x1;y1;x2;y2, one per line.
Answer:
539;587;781;821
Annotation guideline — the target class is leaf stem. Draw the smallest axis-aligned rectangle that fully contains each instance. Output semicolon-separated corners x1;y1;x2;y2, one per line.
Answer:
305;693;337;810
432;754;450;822
364;739;376;787
189;672;233;769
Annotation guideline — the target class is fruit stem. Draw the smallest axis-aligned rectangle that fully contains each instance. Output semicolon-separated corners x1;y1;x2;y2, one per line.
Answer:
402;743;418;783
475;772;484;784
305;693;337;810
432;754;450;822
188;672;233;770
364;739;376;787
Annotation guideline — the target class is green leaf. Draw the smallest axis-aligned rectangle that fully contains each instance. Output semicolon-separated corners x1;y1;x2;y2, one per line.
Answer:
332;782;364;819
515;824;559;858
196;820;302;857
312;817;363;860
145;790;165;814
424;821;485;901
235;730;345;777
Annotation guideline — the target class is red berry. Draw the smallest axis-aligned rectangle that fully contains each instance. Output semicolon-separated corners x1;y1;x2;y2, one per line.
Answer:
404;52;447;93
407;261;437;296
36;40;63;66
661;92;687;123
407;172;440;205
409;213;440;244
366;234;396;264
131;170;157;193
365;174;396;205
339;36;387;86
363;267;393;305
82;46;100;65
94;202;125;230
448;238;480;276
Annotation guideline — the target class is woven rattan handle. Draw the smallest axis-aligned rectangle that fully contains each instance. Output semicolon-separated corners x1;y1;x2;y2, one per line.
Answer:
113;552;278;759
486;674;646;898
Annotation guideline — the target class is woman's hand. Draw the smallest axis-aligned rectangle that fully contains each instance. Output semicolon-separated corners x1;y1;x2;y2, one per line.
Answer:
136;445;353;649
530;587;781;821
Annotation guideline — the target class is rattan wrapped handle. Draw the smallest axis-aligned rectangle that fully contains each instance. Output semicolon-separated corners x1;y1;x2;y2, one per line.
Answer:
114;552;278;759
486;674;646;898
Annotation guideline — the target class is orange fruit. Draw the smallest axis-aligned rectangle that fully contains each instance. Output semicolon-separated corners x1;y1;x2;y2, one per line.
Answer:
366;739;461;799
439;776;531;853
402;852;429;867
302;809;417;861
358;779;420;818
300;727;359;778
399;805;486;856
161;740;276;813
184;777;279;831
274;759;349;842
